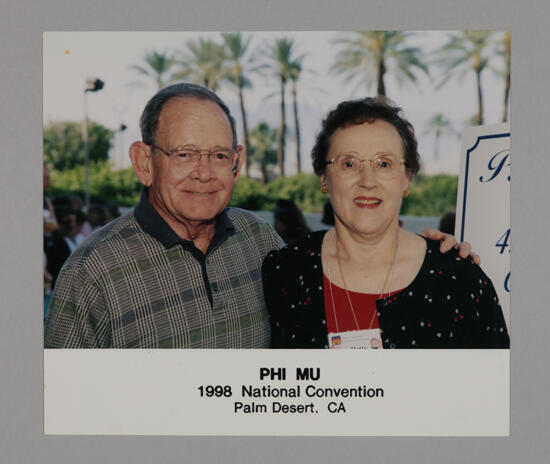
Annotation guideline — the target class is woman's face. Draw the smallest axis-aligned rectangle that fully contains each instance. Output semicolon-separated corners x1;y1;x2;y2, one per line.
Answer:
321;119;410;238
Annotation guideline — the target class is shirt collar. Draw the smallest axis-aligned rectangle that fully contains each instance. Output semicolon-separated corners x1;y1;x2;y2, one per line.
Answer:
134;187;235;252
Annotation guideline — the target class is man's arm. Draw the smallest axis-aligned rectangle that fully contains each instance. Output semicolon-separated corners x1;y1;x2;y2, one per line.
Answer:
420;228;481;265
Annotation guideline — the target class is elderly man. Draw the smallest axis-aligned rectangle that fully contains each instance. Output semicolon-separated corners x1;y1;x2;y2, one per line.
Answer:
45;83;472;348
45;83;284;348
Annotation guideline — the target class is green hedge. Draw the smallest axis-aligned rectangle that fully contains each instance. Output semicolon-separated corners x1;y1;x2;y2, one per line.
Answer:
47;162;142;206
401;174;458;216
47;163;458;216
230;173;324;212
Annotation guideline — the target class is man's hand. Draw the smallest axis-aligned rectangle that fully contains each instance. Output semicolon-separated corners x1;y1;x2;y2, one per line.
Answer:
420;228;481;265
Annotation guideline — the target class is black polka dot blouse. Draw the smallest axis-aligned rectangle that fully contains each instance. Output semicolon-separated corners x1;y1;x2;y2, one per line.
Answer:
262;230;510;349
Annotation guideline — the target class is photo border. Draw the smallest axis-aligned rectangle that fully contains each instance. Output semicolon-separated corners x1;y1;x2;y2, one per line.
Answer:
2;0;548;462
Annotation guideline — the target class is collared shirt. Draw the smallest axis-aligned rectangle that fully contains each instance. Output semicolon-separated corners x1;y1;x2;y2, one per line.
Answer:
45;189;283;348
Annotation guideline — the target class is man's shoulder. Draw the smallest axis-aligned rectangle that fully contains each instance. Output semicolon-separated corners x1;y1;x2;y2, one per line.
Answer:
226;207;278;238
225;207;285;253
64;210;143;267
226;207;270;228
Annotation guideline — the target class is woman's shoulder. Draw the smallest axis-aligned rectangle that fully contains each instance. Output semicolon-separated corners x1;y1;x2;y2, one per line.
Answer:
423;237;477;267
263;230;327;269
418;237;490;286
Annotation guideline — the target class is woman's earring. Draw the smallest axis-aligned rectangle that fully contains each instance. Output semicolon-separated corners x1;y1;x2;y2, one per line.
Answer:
321;183;329;194
403;188;410;198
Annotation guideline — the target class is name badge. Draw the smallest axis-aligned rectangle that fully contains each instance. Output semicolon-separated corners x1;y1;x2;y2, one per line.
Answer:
328;328;383;349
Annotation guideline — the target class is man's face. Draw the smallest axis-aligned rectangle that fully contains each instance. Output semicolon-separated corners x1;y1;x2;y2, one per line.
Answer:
147;97;240;231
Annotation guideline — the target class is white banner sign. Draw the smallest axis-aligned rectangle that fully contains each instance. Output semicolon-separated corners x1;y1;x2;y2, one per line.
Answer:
456;123;510;328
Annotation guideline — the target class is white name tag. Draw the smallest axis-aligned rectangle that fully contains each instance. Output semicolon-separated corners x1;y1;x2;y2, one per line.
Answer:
328;328;383;349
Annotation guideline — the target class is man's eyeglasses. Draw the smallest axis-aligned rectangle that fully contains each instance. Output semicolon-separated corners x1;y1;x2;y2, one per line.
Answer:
325;153;406;180
150;144;239;172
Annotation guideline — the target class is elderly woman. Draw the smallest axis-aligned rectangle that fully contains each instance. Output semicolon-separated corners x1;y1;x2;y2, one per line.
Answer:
262;97;509;349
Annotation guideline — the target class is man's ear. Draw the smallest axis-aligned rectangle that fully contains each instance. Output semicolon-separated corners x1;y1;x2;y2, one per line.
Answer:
129;142;153;187
232;145;246;183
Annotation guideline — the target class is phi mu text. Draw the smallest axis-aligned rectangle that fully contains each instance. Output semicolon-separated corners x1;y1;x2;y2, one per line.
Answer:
259;367;320;381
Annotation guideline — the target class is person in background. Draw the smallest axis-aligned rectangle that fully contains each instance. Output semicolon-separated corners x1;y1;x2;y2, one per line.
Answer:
43;163;58;318
43;164;58;234
263;96;508;349
273;199;311;243
44;205;78;289
321;200;335;227
87;203;110;230
439;211;456;235
73;209;88;245
106;203;121;221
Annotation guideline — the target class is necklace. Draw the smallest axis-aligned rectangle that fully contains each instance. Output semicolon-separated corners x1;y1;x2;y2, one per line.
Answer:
328;229;400;331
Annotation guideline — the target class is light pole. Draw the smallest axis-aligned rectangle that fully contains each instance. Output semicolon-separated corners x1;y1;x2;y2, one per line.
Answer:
117;123;127;168
82;77;104;213
114;105;128;168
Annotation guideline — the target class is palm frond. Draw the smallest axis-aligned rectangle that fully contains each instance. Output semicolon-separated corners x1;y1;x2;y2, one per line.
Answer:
330;30;428;96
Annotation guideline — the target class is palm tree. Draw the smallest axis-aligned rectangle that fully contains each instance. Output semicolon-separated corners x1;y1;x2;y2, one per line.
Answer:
434;31;494;125
423;113;455;159
175;38;227;91
498;31;511;122
248;122;278;184
331;31;428;97
221;32;255;176
288;58;305;173
130;50;176;90
262;38;301;177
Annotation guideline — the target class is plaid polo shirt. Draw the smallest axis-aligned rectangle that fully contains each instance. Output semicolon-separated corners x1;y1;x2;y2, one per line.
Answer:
44;189;283;348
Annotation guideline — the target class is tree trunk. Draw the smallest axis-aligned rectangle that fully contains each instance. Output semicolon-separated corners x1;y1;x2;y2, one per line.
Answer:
237;81;250;177
502;32;511;123
261;162;268;184
292;84;301;174
476;69;484;125
377;58;386;96
501;72;510;123
277;77;286;177
434;129;441;160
